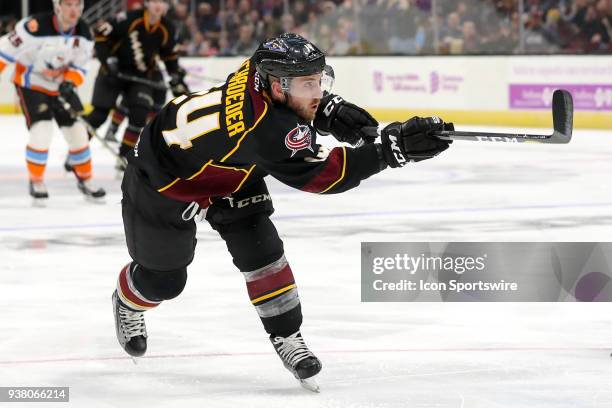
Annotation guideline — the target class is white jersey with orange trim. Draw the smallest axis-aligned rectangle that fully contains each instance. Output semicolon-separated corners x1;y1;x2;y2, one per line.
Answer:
0;12;92;95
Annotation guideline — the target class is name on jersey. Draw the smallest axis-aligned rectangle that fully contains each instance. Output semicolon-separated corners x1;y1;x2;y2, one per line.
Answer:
225;59;250;137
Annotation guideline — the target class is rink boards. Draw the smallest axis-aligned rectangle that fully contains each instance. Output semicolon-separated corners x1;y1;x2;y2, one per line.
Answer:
0;55;610;129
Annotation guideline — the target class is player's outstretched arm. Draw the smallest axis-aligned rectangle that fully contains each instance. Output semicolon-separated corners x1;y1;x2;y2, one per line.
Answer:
313;94;379;146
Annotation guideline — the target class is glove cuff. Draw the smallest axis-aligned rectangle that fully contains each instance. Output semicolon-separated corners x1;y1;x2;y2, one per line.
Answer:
374;143;388;171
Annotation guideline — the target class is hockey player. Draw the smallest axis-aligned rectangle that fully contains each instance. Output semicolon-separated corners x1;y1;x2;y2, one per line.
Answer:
103;66;171;143
0;0;106;204
86;0;188;170
111;33;452;391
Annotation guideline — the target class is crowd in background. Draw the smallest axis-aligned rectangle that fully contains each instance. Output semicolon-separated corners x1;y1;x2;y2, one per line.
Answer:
1;0;611;55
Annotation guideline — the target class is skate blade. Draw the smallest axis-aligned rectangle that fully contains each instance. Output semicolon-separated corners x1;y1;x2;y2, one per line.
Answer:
84;195;106;204
131;356;140;365
31;198;47;208
299;377;320;393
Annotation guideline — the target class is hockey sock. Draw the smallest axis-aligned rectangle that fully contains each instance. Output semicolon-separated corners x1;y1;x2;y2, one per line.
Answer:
119;124;141;157
116;263;162;312
26;146;48;182
242;254;303;336
67;146;92;180
111;108;126;128
25;121;53;181
61;123;92;180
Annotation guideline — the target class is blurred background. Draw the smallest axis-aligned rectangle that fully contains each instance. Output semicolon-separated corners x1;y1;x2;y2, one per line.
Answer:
1;1;610;129
2;0;611;57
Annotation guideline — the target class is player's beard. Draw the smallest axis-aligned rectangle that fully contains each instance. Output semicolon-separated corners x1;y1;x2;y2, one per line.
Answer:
285;95;319;123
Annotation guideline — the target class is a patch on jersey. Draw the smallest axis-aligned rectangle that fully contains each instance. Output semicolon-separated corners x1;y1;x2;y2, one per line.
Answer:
262;39;287;53
8;31;22;47
27;19;39;33
37;104;49;113
285;124;313;157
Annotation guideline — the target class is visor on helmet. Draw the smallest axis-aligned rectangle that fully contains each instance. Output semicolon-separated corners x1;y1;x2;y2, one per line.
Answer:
279;65;335;99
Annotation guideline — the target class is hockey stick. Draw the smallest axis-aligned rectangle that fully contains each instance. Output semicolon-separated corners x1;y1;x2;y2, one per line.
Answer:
185;71;226;83
116;72;168;91
57;96;128;167
364;89;574;144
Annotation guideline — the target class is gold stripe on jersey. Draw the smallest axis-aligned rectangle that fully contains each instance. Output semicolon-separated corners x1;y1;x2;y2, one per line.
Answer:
319;147;347;194
128;17;144;34
157;162;255;194
186;160;250;181
221;101;269;162
159;24;169;46
233;164;256;192
143;10;162;33
157;177;180;192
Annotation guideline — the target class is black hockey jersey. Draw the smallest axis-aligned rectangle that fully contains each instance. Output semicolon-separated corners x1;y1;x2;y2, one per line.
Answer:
130;58;383;207
94;9;178;75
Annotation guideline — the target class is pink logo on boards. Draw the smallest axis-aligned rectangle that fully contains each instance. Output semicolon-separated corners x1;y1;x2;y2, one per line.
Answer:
509;84;612;111
285;124;313;157
372;70;464;94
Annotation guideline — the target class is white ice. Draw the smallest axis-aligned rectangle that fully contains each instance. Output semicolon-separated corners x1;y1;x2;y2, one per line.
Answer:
1;115;611;407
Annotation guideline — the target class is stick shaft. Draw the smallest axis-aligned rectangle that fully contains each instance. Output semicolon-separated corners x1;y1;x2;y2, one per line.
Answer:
431;130;549;143
58;96;128;166
116;73;167;90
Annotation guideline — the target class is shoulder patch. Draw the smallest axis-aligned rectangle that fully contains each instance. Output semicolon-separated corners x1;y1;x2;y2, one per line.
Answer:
8;30;23;47
27;19;39;33
285;124;314;157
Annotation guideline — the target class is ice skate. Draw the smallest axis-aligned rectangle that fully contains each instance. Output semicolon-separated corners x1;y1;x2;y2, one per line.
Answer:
29;180;49;207
77;178;106;202
112;290;147;358
270;331;322;392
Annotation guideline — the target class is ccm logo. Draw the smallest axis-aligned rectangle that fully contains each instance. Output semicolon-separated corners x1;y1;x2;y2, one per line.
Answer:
388;134;406;165
323;95;343;116
227;194;272;208
476;136;519;143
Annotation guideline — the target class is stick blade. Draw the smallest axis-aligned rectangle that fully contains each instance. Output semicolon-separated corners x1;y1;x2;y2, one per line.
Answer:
550;89;573;143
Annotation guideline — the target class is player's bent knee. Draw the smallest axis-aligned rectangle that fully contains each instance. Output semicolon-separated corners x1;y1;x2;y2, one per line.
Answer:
132;264;188;301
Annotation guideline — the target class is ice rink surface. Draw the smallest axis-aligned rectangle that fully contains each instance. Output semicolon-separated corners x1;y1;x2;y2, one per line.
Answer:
1;114;611;407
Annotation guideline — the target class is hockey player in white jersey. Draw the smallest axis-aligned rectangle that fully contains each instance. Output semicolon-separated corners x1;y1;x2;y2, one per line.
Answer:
0;0;105;205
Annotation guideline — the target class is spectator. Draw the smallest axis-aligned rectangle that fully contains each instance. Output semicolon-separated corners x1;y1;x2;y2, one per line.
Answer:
196;2;220;41
231;24;258;55
461;20;481;53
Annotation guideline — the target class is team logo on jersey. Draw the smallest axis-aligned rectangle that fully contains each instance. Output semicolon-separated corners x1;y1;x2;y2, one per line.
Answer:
285;124;313;157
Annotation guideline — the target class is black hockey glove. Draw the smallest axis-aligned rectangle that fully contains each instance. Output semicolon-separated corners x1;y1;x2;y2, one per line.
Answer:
169;67;190;97
380;116;453;168
314;94;379;146
58;81;84;114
